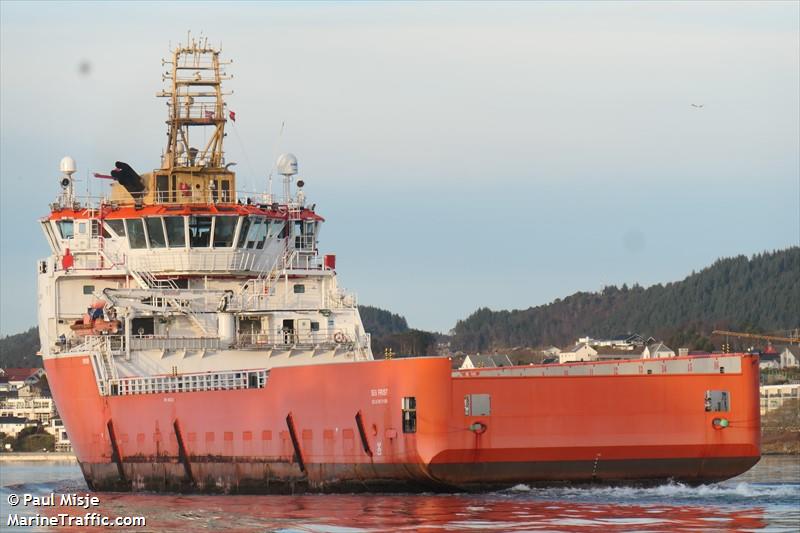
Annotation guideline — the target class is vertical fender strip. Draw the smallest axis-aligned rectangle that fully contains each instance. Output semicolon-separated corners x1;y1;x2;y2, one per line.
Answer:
173;419;195;486
355;410;373;457
106;420;126;482
285;413;305;473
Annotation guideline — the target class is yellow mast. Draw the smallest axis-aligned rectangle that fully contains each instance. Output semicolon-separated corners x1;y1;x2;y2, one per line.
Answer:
110;34;236;206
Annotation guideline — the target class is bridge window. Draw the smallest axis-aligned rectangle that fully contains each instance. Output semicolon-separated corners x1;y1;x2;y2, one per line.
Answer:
105;220;125;237
242;217;267;249
56;220;74;239
126;219;147;249
165;216;185;248
145;218;166;249
269;221;286;239
188;216;212;247
293;284;305;294
213;216;237;248
237;217;251;248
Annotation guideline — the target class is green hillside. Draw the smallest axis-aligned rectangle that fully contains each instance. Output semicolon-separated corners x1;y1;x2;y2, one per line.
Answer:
451;248;799;352
0;327;41;368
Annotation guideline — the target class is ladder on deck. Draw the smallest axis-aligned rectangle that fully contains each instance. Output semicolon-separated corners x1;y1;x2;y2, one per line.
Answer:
232;248;296;311
129;268;180;290
125;266;210;335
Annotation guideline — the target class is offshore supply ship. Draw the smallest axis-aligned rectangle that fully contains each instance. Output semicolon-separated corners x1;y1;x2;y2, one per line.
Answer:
37;38;760;493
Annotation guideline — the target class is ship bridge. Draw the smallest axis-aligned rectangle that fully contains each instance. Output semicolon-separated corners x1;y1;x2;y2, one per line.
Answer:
37;35;371;370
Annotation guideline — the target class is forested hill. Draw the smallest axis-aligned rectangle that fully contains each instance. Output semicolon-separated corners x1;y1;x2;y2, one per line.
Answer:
0;327;40;368
451;247;800;352
358;305;409;338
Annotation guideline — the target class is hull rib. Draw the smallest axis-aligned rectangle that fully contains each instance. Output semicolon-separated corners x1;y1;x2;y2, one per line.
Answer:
173;419;196;488
106;420;127;484
285;413;305;473
355;410;373;458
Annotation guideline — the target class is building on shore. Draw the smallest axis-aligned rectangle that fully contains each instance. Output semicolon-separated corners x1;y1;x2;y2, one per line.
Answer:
760;383;800;416
0;397;55;425
559;343;598;364
0;367;70;451
779;346;799;368
0;416;37;439
642;342;676;359
459;354;514;370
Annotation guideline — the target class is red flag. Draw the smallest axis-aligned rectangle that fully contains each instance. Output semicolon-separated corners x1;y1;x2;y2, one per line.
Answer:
229;110;236;122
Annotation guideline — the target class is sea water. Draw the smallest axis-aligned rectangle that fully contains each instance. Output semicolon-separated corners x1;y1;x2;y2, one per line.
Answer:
1;455;797;532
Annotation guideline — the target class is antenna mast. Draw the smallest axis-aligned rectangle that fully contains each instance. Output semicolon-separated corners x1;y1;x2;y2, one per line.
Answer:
158;33;232;172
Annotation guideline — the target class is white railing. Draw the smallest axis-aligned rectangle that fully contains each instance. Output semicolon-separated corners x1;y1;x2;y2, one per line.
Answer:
287;253;323;271
109;369;268;396
237;329;353;348
128;250;272;274
236;330;371;357
49;192;316;212
130;335;220;351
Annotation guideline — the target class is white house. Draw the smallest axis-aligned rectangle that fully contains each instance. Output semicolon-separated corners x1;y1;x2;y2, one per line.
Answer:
48;418;72;452
0;416;36;439
759;354;781;370
642;342;676;359
541;346;561;358
779;347;799;368
0;397;55;425
460;354;514;370
559;343;598;364
759;383;800;416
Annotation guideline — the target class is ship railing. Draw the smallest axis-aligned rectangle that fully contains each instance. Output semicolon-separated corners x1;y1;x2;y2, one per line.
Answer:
50;191;317;214
286;253;323;271
227;290;355;312
98;335;126;356
128;250;272;274
107;368;268;397
130;335;221;351
237;329;359;349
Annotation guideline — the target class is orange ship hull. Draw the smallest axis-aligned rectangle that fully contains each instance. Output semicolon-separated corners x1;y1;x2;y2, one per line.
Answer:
43;354;760;493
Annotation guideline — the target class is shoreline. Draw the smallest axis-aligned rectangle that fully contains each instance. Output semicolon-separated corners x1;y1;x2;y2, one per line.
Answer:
0;452;77;462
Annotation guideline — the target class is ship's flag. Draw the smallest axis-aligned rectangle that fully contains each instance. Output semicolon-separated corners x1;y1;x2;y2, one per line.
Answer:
229;110;236;122
204;111;215;120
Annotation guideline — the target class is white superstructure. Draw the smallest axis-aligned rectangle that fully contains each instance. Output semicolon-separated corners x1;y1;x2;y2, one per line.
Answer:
37;39;372;399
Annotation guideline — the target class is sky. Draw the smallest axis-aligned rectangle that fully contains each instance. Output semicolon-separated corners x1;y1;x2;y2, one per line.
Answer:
1;1;798;335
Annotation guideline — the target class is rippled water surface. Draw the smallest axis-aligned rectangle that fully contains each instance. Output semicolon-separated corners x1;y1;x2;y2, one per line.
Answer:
1;456;798;531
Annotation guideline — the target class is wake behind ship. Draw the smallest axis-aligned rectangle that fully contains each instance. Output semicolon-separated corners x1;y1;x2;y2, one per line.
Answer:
37;37;760;493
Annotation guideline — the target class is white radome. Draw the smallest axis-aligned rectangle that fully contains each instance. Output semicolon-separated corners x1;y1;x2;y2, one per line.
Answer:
59;156;77;176
276;153;298;176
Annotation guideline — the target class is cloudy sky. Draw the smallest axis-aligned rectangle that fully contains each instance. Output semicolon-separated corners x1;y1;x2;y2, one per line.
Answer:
1;1;798;335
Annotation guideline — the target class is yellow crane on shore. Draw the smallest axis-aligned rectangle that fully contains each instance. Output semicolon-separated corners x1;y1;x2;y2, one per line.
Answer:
712;330;800;350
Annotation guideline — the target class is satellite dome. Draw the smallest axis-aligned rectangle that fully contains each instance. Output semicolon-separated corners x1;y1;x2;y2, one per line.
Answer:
60;156;76;175
276;153;298;176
